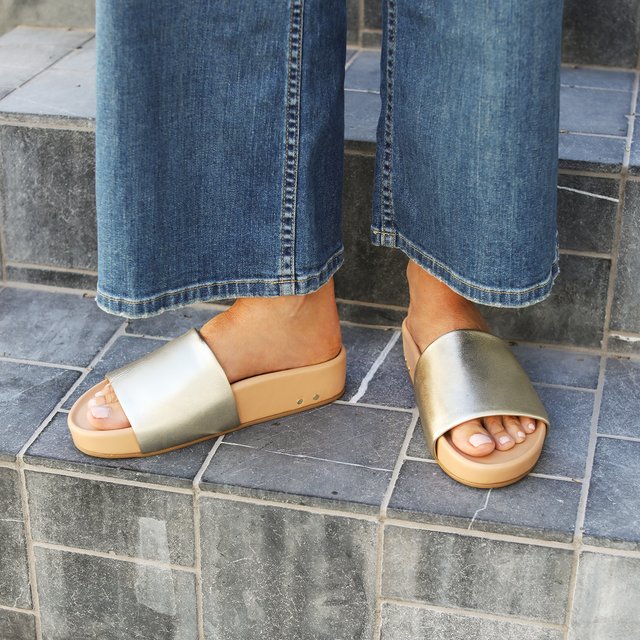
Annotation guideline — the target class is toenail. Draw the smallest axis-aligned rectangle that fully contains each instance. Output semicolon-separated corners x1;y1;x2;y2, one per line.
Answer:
527;422;535;431
90;406;111;419
88;398;96;407
518;431;525;438
469;434;493;447
499;436;512;445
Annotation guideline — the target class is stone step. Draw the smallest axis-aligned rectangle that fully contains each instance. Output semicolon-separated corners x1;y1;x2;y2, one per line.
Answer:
1;283;640;639
1;27;640;354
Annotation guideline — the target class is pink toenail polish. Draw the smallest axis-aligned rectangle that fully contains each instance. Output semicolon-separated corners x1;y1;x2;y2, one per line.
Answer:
469;434;492;447
518;431;526;438
499;436;511;445
90;406;111;419
88;398;96;407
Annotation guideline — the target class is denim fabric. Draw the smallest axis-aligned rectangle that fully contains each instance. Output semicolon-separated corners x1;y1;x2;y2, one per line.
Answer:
372;0;562;307
96;0;562;318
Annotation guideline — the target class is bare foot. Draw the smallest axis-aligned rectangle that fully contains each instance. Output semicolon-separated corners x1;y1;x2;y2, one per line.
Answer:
406;260;545;457
87;279;342;430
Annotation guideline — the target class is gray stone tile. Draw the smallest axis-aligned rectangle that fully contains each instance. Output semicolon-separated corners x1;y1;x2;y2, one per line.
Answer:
0;12;94;38
562;0;640;68
559;86;631;137
607;334;640;355
558;133;624;173
0;609;37;640
346;0;359;45
344;50;380;92
0;125;96;269
0;67;95;118
569;552;640;640
388;462;581;542
382;526;573;623
201;402;411;512
561;66;635;92
345;48;358;65
512;345;600;389
26;471;194;565
0;85;13;99
336;300;406;327
62;335;164;409
406;419;431;459
556;174;619;253
52;36;95;70
125;306;226;338
481;254;610;349
5;265;97;290
0;46;73;87
362;31;382;48
359;335;416;409
0;288;121;366
364;0;382;30
35;546;197;640
199;497;377;639
534;385;594;479
381;603;563;640
597;357;640;438
582;438;640;551
627;120;640;173
344;89;380;143
25;413;214;490
0;467;31;609
341;324;400;400
0;27;92;49
610;180;640;333
0;361;79;461
338;152;409;307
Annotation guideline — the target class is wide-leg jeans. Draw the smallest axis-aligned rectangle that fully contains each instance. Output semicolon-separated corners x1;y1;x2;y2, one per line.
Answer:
95;0;563;318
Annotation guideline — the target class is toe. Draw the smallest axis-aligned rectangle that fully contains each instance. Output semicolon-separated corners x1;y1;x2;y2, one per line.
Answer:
519;416;538;434
86;384;131;430
482;415;516;451
449;419;496;457
503;415;527;443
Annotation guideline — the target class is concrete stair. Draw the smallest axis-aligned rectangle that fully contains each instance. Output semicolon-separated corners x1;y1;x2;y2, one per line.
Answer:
0;21;640;640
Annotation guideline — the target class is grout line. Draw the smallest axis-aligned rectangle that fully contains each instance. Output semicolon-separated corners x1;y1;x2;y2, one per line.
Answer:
528;472;583;483
30;540;196;572
558;168;622;179
0;118;94;132
17;466;42;640
608;331;640;341
4;261;98;276
20;464;192;495
532;381;597;393
380;599;565;630
0;356;84;371
0;603;37;614
596;433;640;443
380;411;420;517
468;489;492;530
334;398;414;413
557;249;612;259
1;280;96;296
560;83;633;94
560;131;626;140
345;49;361;71
220;441;393;472
349;330;401;402
556;184;619;202
336;297;408;311
193;436;225;488
345;88;380;95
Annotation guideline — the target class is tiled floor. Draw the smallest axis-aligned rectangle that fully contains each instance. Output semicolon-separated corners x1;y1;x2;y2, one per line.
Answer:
2;285;640;639
1;25;640;640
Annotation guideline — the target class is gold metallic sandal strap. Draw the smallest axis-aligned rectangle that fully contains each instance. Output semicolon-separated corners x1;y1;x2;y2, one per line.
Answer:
107;329;240;454
413;330;549;458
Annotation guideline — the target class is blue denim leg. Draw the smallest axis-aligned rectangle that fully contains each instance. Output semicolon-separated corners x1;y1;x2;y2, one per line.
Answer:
372;0;563;307
95;0;346;317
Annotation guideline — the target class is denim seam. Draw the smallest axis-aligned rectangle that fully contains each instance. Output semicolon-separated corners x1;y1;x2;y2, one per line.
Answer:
97;248;344;306
380;0;396;239
281;0;304;294
381;230;560;297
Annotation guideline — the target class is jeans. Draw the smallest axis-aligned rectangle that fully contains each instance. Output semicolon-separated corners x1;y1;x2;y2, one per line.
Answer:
95;0;563;318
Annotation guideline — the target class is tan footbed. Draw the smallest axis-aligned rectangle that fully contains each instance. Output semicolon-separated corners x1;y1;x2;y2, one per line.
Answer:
402;320;548;488
67;345;346;458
